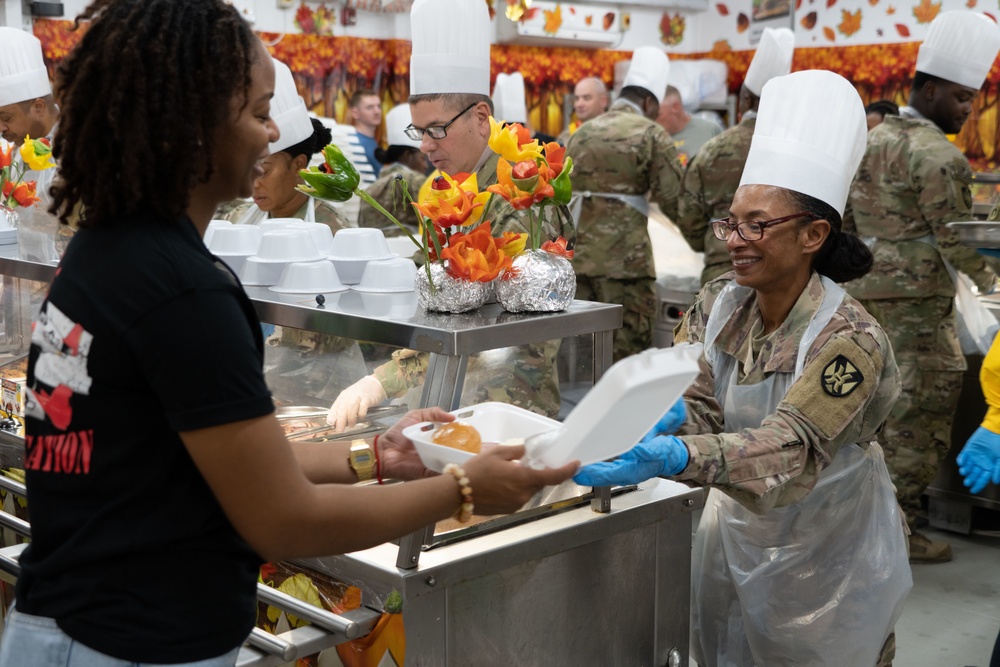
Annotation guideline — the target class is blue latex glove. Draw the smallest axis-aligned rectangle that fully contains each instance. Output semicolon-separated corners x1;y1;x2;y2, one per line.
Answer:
977;248;1000;259
573;435;689;486
956;426;1000;493
643;397;688;440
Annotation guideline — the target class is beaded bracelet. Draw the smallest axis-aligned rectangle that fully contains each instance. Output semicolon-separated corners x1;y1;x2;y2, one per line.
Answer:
442;463;474;523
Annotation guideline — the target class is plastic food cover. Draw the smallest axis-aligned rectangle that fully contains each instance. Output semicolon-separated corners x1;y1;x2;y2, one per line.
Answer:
405;343;702;470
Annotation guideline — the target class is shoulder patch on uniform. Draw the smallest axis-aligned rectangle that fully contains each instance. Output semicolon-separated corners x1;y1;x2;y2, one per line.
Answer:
822;354;864;397
962;185;973;210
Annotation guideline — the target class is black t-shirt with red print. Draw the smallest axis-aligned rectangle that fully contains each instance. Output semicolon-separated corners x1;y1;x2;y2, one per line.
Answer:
18;214;274;663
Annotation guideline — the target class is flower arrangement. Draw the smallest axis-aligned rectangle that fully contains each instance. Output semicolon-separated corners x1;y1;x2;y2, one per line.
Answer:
0;136;55;211
298;115;576;312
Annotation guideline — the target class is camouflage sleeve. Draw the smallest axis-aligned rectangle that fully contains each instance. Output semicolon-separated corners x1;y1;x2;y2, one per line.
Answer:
646;126;684;221
676;157;709;252
372;349;429;398
674;330;886;514
917;150;997;292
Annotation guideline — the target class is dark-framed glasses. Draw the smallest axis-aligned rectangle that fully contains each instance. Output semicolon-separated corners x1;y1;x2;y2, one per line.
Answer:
403;102;476;142
711;212;819;242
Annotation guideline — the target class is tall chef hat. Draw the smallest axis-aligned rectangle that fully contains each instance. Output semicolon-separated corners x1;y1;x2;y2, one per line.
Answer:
492;72;528;124
410;0;491;96
622;47;670;103
0;28;52;107
739;70;866;217
743;27;795;97
386;104;421;148
915;11;1000;90
269;58;314;154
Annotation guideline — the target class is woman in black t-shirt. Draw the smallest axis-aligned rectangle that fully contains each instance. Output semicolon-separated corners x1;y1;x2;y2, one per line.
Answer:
0;1;577;665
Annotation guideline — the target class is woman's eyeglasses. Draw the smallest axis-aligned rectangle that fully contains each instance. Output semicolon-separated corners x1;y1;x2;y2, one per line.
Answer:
403;103;476;141
711;212;818;242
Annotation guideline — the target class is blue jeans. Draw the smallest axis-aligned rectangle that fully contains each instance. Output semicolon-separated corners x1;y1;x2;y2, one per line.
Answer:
0;609;242;666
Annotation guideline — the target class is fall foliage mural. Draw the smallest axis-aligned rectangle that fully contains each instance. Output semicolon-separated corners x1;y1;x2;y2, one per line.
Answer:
29;12;1000;170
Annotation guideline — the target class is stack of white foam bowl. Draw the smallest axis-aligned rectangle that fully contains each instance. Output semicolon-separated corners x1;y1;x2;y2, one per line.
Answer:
350;254;419;319
270;259;348;296
203;219;233;248
242;229;326;286
327;228;395;284
207;225;262;275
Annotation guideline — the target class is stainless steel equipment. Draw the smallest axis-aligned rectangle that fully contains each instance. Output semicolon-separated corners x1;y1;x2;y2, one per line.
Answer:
653;286;698;349
0;243;709;665
297;479;703;666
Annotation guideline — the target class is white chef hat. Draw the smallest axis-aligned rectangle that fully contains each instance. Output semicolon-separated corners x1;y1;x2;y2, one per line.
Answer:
0;28;52;107
410;0;491;96
492;72;528;124
743;27;795;97
916;11;1000;90
269;58;314;154
622;47;670;103
386;104;421;148
739;70;866;217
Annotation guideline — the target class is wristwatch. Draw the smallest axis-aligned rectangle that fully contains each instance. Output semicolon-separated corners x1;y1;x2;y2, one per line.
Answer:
348;439;375;482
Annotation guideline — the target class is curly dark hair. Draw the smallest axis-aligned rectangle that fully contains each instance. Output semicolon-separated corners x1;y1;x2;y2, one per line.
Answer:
49;0;258;228
282;117;332;162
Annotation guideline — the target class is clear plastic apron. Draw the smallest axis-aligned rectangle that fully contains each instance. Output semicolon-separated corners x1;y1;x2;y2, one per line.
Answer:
690;277;912;667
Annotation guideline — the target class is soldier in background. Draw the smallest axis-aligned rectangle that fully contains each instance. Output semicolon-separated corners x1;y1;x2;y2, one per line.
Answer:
358;104;429;237
327;0;564;431
566;47;683;361
865;99;900;131
844;11;1000;563
676;27;795;285
656;85;722;167
557;77;609;145
349;89;384;178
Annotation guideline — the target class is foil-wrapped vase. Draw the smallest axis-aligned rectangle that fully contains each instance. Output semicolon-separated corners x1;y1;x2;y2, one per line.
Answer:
0;205;18;246
415;262;492;313
496;250;576;312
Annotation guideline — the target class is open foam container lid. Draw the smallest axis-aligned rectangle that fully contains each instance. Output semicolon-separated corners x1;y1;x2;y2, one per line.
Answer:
530;342;702;468
404;343;702;470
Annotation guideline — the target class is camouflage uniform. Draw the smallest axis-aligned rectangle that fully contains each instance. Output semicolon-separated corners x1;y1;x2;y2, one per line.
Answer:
675;272;905;667
358;162;427;237
566;101;684;360
843;112;999;530
366;150;564;419
676;117;756;285
674;271;901;511
224;198;354;234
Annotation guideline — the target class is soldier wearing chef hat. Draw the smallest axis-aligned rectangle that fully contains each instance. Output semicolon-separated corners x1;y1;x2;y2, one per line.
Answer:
0;27;61;220
576;69;911;667
565;46;684;361
358;104;428;235
845;11;1000;564
677;27;795;285
326;0;564;433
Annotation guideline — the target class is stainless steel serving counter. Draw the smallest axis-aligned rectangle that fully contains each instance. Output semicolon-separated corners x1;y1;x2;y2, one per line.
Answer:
297;478;704;667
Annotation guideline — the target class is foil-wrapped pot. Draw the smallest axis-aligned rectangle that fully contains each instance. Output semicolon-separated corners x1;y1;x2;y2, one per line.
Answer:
415;262;492;313
496;250;576;313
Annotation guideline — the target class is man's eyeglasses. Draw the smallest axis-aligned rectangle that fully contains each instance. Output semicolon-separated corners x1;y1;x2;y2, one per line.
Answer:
711;212;819;242
403;102;476;142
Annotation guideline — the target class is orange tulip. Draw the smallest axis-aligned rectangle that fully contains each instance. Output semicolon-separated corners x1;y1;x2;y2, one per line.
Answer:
542;142;565;179
541;236;574;259
0;143;12;170
414;172;490;228
488;117;543;163
10;181;39;208
440;222;512;282
487;158;554;210
497;231;528;257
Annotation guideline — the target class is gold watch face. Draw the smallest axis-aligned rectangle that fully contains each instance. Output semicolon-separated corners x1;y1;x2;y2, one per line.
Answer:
349;440;375;480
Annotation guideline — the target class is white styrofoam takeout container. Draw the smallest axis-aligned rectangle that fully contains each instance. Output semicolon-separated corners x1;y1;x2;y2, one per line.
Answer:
404;343;703;473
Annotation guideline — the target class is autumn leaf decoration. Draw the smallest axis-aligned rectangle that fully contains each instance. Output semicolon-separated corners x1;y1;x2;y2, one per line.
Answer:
660;12;686;45
800;11;817;29
543;4;562;34
838;8;862;36
716;3;730;15
895;23;910;36
823;26;836;41
912;0;941;24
